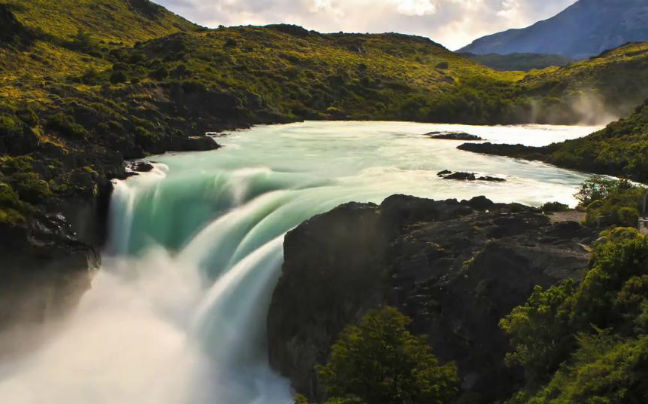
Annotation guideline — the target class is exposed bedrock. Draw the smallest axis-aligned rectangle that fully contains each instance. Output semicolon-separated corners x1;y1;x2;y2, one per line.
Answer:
267;195;596;402
0;212;99;356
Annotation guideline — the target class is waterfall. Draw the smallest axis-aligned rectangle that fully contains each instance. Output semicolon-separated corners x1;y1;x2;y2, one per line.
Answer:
0;121;597;404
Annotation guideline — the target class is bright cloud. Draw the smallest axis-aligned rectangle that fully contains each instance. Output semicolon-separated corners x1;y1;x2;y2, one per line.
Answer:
155;0;577;49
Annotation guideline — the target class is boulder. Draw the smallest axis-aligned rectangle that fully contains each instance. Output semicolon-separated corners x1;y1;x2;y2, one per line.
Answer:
169;135;220;151
128;161;154;172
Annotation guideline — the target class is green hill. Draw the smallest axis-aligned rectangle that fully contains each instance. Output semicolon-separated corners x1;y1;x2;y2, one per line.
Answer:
462;52;573;71
3;0;196;44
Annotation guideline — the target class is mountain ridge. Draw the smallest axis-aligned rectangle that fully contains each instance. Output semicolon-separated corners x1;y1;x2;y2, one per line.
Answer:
460;0;648;59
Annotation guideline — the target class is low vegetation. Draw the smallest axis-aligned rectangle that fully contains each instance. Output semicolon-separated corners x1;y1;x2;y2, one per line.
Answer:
499;178;648;403
462;52;573;72
314;307;459;404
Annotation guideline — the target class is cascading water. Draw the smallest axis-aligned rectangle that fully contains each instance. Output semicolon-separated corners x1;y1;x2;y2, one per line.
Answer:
0;121;600;403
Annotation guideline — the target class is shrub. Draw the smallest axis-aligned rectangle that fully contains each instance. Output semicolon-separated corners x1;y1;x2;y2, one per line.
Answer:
0;113;39;154
575;177;645;228
11;172;52;203
110;71;127;84
46;113;89;140
500;280;577;387
317;307;459;404
503;231;648;400
16;107;38;126
149;66;168;80
528;335;648;404
134;126;160;148
575;176;634;206
541;201;569;213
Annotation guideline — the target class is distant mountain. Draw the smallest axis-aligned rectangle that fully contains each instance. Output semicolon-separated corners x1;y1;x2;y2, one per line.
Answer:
461;52;573;71
460;0;648;60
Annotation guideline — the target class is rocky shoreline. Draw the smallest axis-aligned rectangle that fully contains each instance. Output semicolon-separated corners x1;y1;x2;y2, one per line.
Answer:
268;195;596;402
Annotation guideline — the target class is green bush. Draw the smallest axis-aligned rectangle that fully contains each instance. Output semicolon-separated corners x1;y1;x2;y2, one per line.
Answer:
149;66;168;80
541;201;569;213
15;107;38;126
134;126;160;149
527;334;648;404
46;113;89;140
11;172;52;203
503;230;648;400
0;115;39;154
575;176;640;206
575;177;645;228
500;280;577;387
317;307;459;404
110;70;127;84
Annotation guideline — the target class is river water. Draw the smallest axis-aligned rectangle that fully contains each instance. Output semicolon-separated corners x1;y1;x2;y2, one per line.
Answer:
0;121;599;403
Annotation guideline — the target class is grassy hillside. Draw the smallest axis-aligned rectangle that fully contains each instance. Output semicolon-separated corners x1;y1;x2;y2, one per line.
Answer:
3;0;196;44
462;52;573;71
521;42;648;122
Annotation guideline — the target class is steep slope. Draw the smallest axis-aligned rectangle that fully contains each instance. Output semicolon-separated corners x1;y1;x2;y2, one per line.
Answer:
460;0;648;60
3;0;197;44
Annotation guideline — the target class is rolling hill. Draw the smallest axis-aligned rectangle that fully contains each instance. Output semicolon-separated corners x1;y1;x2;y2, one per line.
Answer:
462;53;573;72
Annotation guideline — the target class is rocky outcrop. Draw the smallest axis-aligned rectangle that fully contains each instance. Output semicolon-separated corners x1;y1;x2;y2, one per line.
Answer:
0;214;99;352
268;195;596;402
457;142;543;158
169;135;220;152
427;131;483;141
437;170;507;182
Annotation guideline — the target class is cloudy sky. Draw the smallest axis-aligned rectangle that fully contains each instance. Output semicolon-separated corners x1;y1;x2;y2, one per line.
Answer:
155;0;577;50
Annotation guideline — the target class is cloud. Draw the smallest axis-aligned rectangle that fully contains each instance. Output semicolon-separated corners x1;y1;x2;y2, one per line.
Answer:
155;0;577;49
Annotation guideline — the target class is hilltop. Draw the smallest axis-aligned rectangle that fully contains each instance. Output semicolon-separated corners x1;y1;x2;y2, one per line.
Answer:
460;0;648;60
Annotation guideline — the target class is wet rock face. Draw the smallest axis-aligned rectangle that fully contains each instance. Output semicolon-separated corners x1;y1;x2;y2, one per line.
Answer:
0;214;98;343
267;195;596;402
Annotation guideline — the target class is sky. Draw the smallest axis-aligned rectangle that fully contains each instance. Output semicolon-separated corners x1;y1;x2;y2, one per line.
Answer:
155;0;578;50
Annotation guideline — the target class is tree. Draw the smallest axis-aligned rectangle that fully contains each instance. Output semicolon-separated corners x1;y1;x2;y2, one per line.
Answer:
317;307;459;404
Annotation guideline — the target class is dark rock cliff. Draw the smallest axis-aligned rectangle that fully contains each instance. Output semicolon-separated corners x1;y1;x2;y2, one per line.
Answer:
0;213;99;353
268;195;596;402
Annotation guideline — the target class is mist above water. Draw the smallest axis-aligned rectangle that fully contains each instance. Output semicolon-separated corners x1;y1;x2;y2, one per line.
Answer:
0;121;600;403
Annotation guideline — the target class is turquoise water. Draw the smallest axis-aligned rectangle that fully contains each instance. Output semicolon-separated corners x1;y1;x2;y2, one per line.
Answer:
0;121;599;403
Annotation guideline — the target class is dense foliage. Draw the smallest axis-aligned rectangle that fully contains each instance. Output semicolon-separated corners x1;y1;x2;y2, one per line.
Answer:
573;177;646;228
316;307;459;404
502;226;648;403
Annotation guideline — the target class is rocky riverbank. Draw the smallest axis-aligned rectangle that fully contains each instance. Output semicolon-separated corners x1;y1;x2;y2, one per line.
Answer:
267;195;596;402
